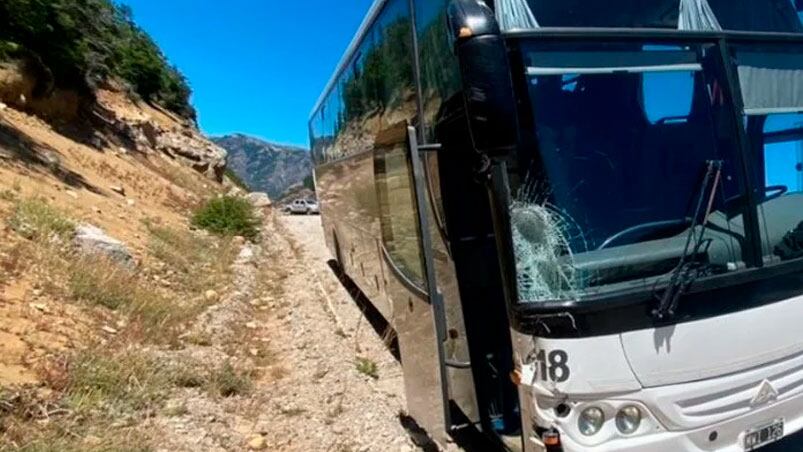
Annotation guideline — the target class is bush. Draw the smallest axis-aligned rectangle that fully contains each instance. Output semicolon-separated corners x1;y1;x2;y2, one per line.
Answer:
355;357;379;380
191;196;259;239
0;0;195;120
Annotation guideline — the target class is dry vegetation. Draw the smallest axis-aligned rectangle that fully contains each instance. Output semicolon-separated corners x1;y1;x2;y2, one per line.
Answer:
0;191;253;450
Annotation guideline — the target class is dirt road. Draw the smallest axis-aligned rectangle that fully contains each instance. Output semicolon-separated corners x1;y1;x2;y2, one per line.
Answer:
258;214;417;451
149;214;428;451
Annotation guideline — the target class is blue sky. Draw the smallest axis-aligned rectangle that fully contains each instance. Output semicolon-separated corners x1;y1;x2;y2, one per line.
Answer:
124;0;373;148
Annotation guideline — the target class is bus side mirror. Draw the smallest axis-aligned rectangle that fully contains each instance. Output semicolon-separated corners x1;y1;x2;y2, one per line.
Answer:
447;0;519;157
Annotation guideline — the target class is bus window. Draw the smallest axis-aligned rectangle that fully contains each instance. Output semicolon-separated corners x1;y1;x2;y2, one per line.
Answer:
524;0;681;29
375;124;427;288
642;71;694;124
736;45;803;262
707;0;803;33
416;0;461;142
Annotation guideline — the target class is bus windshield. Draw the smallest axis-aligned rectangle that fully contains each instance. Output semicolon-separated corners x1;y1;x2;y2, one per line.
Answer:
508;42;750;303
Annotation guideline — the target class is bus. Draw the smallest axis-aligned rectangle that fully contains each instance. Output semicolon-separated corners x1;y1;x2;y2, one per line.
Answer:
309;0;803;450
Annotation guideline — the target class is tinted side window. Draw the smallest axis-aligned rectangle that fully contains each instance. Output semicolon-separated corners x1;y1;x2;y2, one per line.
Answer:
375;123;427;288
708;0;803;33
317;0;415;165
310;111;325;164
416;0;461;142
527;0;680;28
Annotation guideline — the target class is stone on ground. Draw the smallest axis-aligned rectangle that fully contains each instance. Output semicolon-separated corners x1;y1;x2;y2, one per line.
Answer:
73;224;134;268
247;192;272;208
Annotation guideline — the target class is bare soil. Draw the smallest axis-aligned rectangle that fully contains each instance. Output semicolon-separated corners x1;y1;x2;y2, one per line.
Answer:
142;214;422;452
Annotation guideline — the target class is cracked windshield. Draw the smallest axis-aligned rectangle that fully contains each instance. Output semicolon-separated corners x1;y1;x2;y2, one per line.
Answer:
507;42;803;303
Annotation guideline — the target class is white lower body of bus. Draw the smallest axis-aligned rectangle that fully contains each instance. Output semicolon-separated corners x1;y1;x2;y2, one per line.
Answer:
515;293;803;451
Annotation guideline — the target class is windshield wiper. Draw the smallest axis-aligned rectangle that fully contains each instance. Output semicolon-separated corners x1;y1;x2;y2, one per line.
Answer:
652;160;723;320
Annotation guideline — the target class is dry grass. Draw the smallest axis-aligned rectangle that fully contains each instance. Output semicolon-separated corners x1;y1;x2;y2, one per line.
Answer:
0;194;259;449
0;350;167;452
0;189;17;202
0;242;27;287
1;428;152;452
8;198;75;241
145;220;239;294
207;361;253;398
64;351;173;416
64;254;189;345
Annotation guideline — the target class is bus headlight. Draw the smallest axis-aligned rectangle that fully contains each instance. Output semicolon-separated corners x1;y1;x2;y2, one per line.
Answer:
578;406;605;436
615;405;642;434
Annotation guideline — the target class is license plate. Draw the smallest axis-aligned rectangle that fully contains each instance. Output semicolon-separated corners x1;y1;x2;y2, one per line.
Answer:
743;419;784;451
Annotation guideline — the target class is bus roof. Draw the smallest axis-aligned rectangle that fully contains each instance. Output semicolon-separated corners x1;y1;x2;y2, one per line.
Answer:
310;0;389;120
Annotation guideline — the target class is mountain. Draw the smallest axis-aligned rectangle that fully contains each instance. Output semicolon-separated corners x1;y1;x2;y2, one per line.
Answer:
212;134;312;199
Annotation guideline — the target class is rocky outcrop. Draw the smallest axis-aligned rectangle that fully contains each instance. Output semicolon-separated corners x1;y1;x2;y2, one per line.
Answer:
246;192;272;209
91;104;227;182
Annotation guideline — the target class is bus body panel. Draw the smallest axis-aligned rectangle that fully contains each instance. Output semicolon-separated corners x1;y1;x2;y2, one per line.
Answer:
315;151;393;319
621;292;803;388
513;298;803;451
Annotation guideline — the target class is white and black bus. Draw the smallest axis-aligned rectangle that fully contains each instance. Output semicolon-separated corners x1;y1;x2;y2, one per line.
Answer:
309;0;803;450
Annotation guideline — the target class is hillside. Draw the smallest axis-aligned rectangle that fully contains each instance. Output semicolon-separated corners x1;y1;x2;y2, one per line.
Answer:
213;134;313;199
0;0;195;120
0;4;436;452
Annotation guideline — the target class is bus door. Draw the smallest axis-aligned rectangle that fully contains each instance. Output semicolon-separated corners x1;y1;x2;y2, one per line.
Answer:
373;122;452;444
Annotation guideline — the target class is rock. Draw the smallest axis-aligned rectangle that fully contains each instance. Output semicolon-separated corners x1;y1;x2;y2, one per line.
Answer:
246;192;272;209
163;400;188;417
204;290;219;302
29;303;47;312
126;199;136;207
0;102;6;111
247;435;267;450
110;185;126;196
65;190;79;199
94;106;227;181
245;322;258;330
101;325;118;334
74;224;134;269
83;435;102;447
41;150;61;169
236;246;256;265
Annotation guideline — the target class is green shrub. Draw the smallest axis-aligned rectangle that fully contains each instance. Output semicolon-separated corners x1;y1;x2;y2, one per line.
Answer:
355;357;379;380
191;196;258;239
0;0;194;119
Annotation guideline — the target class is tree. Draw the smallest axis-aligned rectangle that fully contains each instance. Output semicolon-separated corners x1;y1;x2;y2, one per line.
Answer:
0;0;195;119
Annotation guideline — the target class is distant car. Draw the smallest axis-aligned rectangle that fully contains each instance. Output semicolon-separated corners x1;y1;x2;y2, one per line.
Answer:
305;199;320;215
285;199;319;215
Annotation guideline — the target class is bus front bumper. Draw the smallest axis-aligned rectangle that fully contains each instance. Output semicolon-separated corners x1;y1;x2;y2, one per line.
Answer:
553;388;803;452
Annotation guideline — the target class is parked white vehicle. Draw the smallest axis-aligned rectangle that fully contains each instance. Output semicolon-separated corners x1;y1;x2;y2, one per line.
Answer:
305;199;320;215
285;199;319;215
